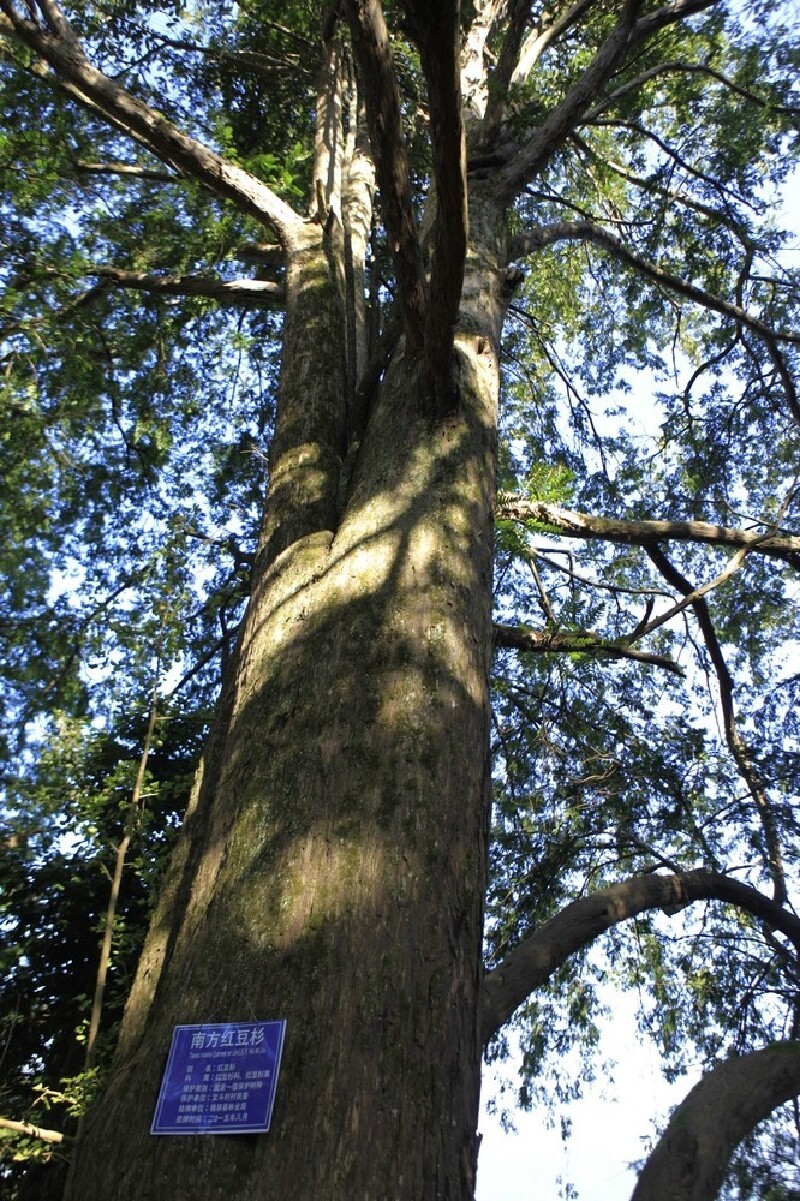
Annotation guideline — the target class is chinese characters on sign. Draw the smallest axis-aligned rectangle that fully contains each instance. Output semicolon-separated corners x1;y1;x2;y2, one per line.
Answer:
151;1021;286;1135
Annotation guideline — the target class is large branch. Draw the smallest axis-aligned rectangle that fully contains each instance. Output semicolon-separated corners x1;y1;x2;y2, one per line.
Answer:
480;869;800;1044
2;269;285;335
0;1116;68;1144
498;496;800;566
0;2;303;248
345;0;426;352
631;1041;800;1201
510;219;800;424
68;158;178;183
92;268;286;307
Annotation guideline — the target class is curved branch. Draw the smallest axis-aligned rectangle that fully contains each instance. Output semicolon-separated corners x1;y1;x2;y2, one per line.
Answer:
510;218;800;423
585;59;800;123
511;219;800;347
631;1041;800;1201
497;496;800;566
0;2;303;247
569;131;754;248
481;869;800;1044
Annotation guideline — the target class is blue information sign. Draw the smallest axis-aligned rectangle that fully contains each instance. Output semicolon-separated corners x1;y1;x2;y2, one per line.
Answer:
151;1020;286;1135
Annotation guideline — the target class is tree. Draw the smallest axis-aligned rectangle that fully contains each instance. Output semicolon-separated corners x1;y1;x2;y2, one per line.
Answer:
0;0;798;1198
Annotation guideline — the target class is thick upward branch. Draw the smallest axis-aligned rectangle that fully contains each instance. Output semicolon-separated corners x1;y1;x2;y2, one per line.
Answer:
404;0;468;414
494;0;646;203
507;0;599;92
481;869;800;1044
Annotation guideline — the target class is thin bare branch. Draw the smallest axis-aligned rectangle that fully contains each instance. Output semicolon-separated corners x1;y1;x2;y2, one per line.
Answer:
1;269;285;336
511;219;800;423
584;59;800;123
629;0;722;42
511;220;800;347
569;131;755;249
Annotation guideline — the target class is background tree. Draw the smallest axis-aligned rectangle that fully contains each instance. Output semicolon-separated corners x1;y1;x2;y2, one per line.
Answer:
0;0;798;1198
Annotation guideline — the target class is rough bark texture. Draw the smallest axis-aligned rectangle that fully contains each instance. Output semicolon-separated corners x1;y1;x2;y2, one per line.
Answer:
632;1042;800;1201
65;203;505;1198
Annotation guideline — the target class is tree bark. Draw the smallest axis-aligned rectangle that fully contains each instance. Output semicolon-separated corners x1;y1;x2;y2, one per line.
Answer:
632;1041;800;1201
65;197;507;1199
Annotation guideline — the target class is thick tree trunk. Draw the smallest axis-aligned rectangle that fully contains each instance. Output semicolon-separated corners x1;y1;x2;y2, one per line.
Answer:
66;211;506;1199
